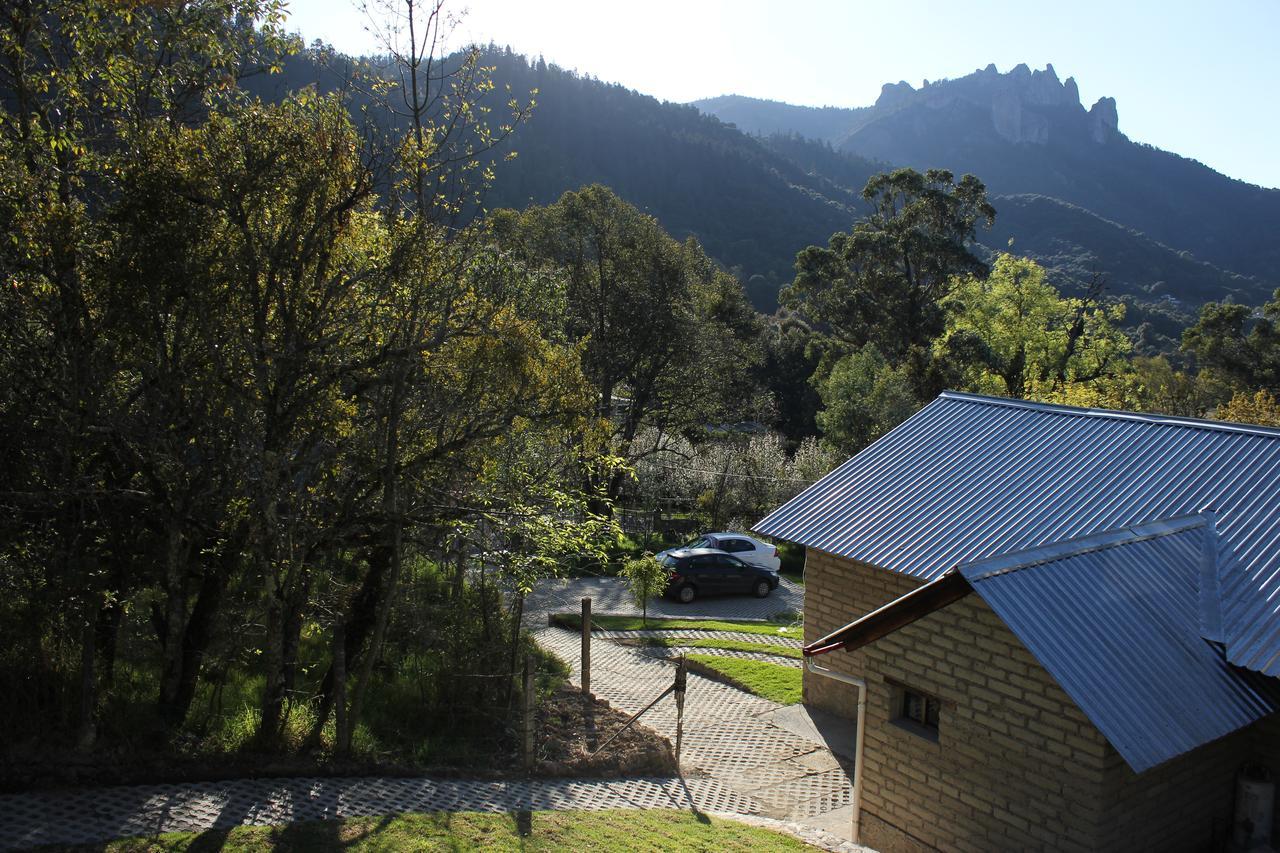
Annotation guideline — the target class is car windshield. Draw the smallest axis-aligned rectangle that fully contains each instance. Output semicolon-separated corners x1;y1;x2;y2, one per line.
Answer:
680;536;710;550
660;554;681;568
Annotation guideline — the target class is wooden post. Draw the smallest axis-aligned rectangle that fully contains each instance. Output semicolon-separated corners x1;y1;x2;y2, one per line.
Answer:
522;654;535;771
581;597;592;696
674;655;687;766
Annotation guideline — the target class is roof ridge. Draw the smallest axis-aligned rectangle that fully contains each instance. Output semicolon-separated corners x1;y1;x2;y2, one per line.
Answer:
938;391;1280;440
958;514;1210;581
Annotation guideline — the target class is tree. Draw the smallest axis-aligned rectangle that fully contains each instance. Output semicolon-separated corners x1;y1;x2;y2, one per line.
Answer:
815;345;920;455
1125;355;1227;418
492;185;762;505
1216;390;1280;428
936;254;1132;405
782;168;995;358
621;556;668;627
0;0;291;749
1182;290;1280;392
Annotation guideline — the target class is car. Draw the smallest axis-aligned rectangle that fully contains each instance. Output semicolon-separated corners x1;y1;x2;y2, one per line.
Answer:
659;547;781;603
657;531;781;572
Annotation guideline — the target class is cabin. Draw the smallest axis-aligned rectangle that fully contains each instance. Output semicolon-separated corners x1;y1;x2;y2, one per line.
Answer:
755;392;1280;852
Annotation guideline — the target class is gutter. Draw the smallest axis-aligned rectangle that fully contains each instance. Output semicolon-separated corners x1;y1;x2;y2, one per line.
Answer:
805;656;868;845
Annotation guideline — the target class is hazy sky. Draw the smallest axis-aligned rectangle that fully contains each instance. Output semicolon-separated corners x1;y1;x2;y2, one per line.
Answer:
284;0;1280;188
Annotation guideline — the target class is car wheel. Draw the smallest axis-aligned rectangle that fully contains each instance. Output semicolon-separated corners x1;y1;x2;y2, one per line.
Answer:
677;584;696;604
753;579;771;598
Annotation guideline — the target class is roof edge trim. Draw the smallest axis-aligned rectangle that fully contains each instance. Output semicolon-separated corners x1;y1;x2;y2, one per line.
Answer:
938;391;1280;440
958;514;1210;582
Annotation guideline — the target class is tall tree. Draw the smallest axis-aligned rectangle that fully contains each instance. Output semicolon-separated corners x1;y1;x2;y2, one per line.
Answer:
782;168;995;358
492;185;762;504
1182;290;1280;393
936;254;1132;403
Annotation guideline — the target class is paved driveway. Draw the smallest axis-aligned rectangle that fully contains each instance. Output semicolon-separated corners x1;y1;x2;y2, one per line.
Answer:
525;576;862;843
525;574;804;624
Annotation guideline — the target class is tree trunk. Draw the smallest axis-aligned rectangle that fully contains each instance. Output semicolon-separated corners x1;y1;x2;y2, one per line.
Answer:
304;547;389;746
157;523;189;719
76;601;99;751
333;621;349;755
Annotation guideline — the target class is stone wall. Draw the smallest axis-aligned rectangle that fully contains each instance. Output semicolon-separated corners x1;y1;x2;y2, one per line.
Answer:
802;547;1276;852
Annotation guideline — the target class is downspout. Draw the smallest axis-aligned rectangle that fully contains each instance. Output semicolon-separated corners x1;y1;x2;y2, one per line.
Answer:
805;656;867;845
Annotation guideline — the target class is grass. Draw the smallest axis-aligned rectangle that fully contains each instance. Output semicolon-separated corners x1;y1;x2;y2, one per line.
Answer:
551;613;801;640
629;637;802;660
93;809;810;851
685;655;803;705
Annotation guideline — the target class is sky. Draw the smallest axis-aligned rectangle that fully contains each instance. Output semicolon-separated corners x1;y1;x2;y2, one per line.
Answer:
284;0;1280;189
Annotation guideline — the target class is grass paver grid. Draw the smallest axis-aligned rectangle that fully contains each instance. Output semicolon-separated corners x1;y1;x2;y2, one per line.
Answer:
0;776;759;849
532;622;852;824
637;644;801;668
597;627;803;646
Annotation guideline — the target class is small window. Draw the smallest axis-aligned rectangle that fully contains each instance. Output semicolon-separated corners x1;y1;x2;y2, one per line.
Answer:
722;538;752;553
901;689;941;729
892;684;941;741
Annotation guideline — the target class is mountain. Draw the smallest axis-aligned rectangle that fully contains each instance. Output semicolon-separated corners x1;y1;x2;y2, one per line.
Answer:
697;65;1280;292
692;95;866;142
256;51;1276;338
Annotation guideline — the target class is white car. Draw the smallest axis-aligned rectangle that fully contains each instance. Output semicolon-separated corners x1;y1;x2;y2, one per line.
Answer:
657;531;781;572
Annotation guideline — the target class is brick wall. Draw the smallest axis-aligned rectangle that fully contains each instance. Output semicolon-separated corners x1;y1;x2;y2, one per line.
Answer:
1251;715;1280;845
803;547;1277;852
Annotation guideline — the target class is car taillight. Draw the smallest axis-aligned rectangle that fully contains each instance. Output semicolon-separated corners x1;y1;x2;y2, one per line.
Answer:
669;573;682;581
771;546;778;557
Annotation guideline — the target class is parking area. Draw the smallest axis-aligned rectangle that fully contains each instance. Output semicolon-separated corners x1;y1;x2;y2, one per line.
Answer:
524;575;804;625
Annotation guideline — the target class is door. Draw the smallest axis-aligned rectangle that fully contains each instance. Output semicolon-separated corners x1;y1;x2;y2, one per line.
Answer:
717;554;754;594
688;555;724;594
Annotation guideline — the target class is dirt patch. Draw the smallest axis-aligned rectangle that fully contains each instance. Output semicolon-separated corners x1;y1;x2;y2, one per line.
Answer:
533;684;678;777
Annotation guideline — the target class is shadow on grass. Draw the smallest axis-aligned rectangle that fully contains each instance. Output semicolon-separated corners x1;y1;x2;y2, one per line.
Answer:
678;774;712;825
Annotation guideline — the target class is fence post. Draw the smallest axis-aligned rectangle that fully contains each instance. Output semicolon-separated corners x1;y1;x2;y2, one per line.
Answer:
674;654;687;766
522;654;535;771
581;597;592;696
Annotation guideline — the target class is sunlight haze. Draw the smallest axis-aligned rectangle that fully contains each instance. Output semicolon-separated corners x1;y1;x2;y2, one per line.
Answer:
285;0;1280;188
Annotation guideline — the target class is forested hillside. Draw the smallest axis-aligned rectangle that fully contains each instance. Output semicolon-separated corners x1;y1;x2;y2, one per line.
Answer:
699;66;1280;299
257;50;1273;328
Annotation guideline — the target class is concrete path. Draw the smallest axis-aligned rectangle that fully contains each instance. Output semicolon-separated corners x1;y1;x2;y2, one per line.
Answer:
0;775;864;851
526;577;861;844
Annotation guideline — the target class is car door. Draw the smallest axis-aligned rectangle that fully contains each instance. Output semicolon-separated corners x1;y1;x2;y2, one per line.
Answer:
688;555;722;593
717;554;754;594
719;537;758;567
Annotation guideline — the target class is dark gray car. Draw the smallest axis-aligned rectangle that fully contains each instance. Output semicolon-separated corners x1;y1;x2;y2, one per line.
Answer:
659;547;780;603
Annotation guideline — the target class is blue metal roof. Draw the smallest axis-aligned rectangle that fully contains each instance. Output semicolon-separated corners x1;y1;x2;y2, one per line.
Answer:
754;391;1280;676
958;517;1279;774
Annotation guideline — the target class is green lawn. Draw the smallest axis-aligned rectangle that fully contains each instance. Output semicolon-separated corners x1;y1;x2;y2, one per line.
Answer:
552;613;801;640
631;636;802;660
685;655;803;705
95;809;809;851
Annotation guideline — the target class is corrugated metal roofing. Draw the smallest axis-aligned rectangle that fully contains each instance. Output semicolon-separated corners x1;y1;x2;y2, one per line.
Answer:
753;391;1280;676
957;516;1278;774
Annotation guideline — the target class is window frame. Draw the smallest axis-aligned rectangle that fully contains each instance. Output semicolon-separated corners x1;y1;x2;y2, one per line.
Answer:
888;681;942;743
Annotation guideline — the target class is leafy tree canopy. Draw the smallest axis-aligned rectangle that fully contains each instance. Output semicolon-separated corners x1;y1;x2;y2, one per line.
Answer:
782;168;995;358
1182;290;1280;392
937;254;1132;405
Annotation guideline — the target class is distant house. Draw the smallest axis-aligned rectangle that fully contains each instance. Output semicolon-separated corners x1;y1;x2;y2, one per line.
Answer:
755;392;1280;852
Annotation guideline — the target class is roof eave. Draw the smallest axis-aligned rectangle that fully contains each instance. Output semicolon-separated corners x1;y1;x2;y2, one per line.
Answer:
803;571;972;656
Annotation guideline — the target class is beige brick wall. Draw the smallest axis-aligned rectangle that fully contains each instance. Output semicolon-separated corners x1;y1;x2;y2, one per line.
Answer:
802;547;1278;852
1251;714;1280;844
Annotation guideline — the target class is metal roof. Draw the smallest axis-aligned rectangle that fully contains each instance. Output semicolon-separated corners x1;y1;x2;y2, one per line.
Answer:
957;517;1278;774
753;391;1280;676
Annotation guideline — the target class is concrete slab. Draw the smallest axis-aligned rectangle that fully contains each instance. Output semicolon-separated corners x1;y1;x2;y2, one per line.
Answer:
757;704;859;761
